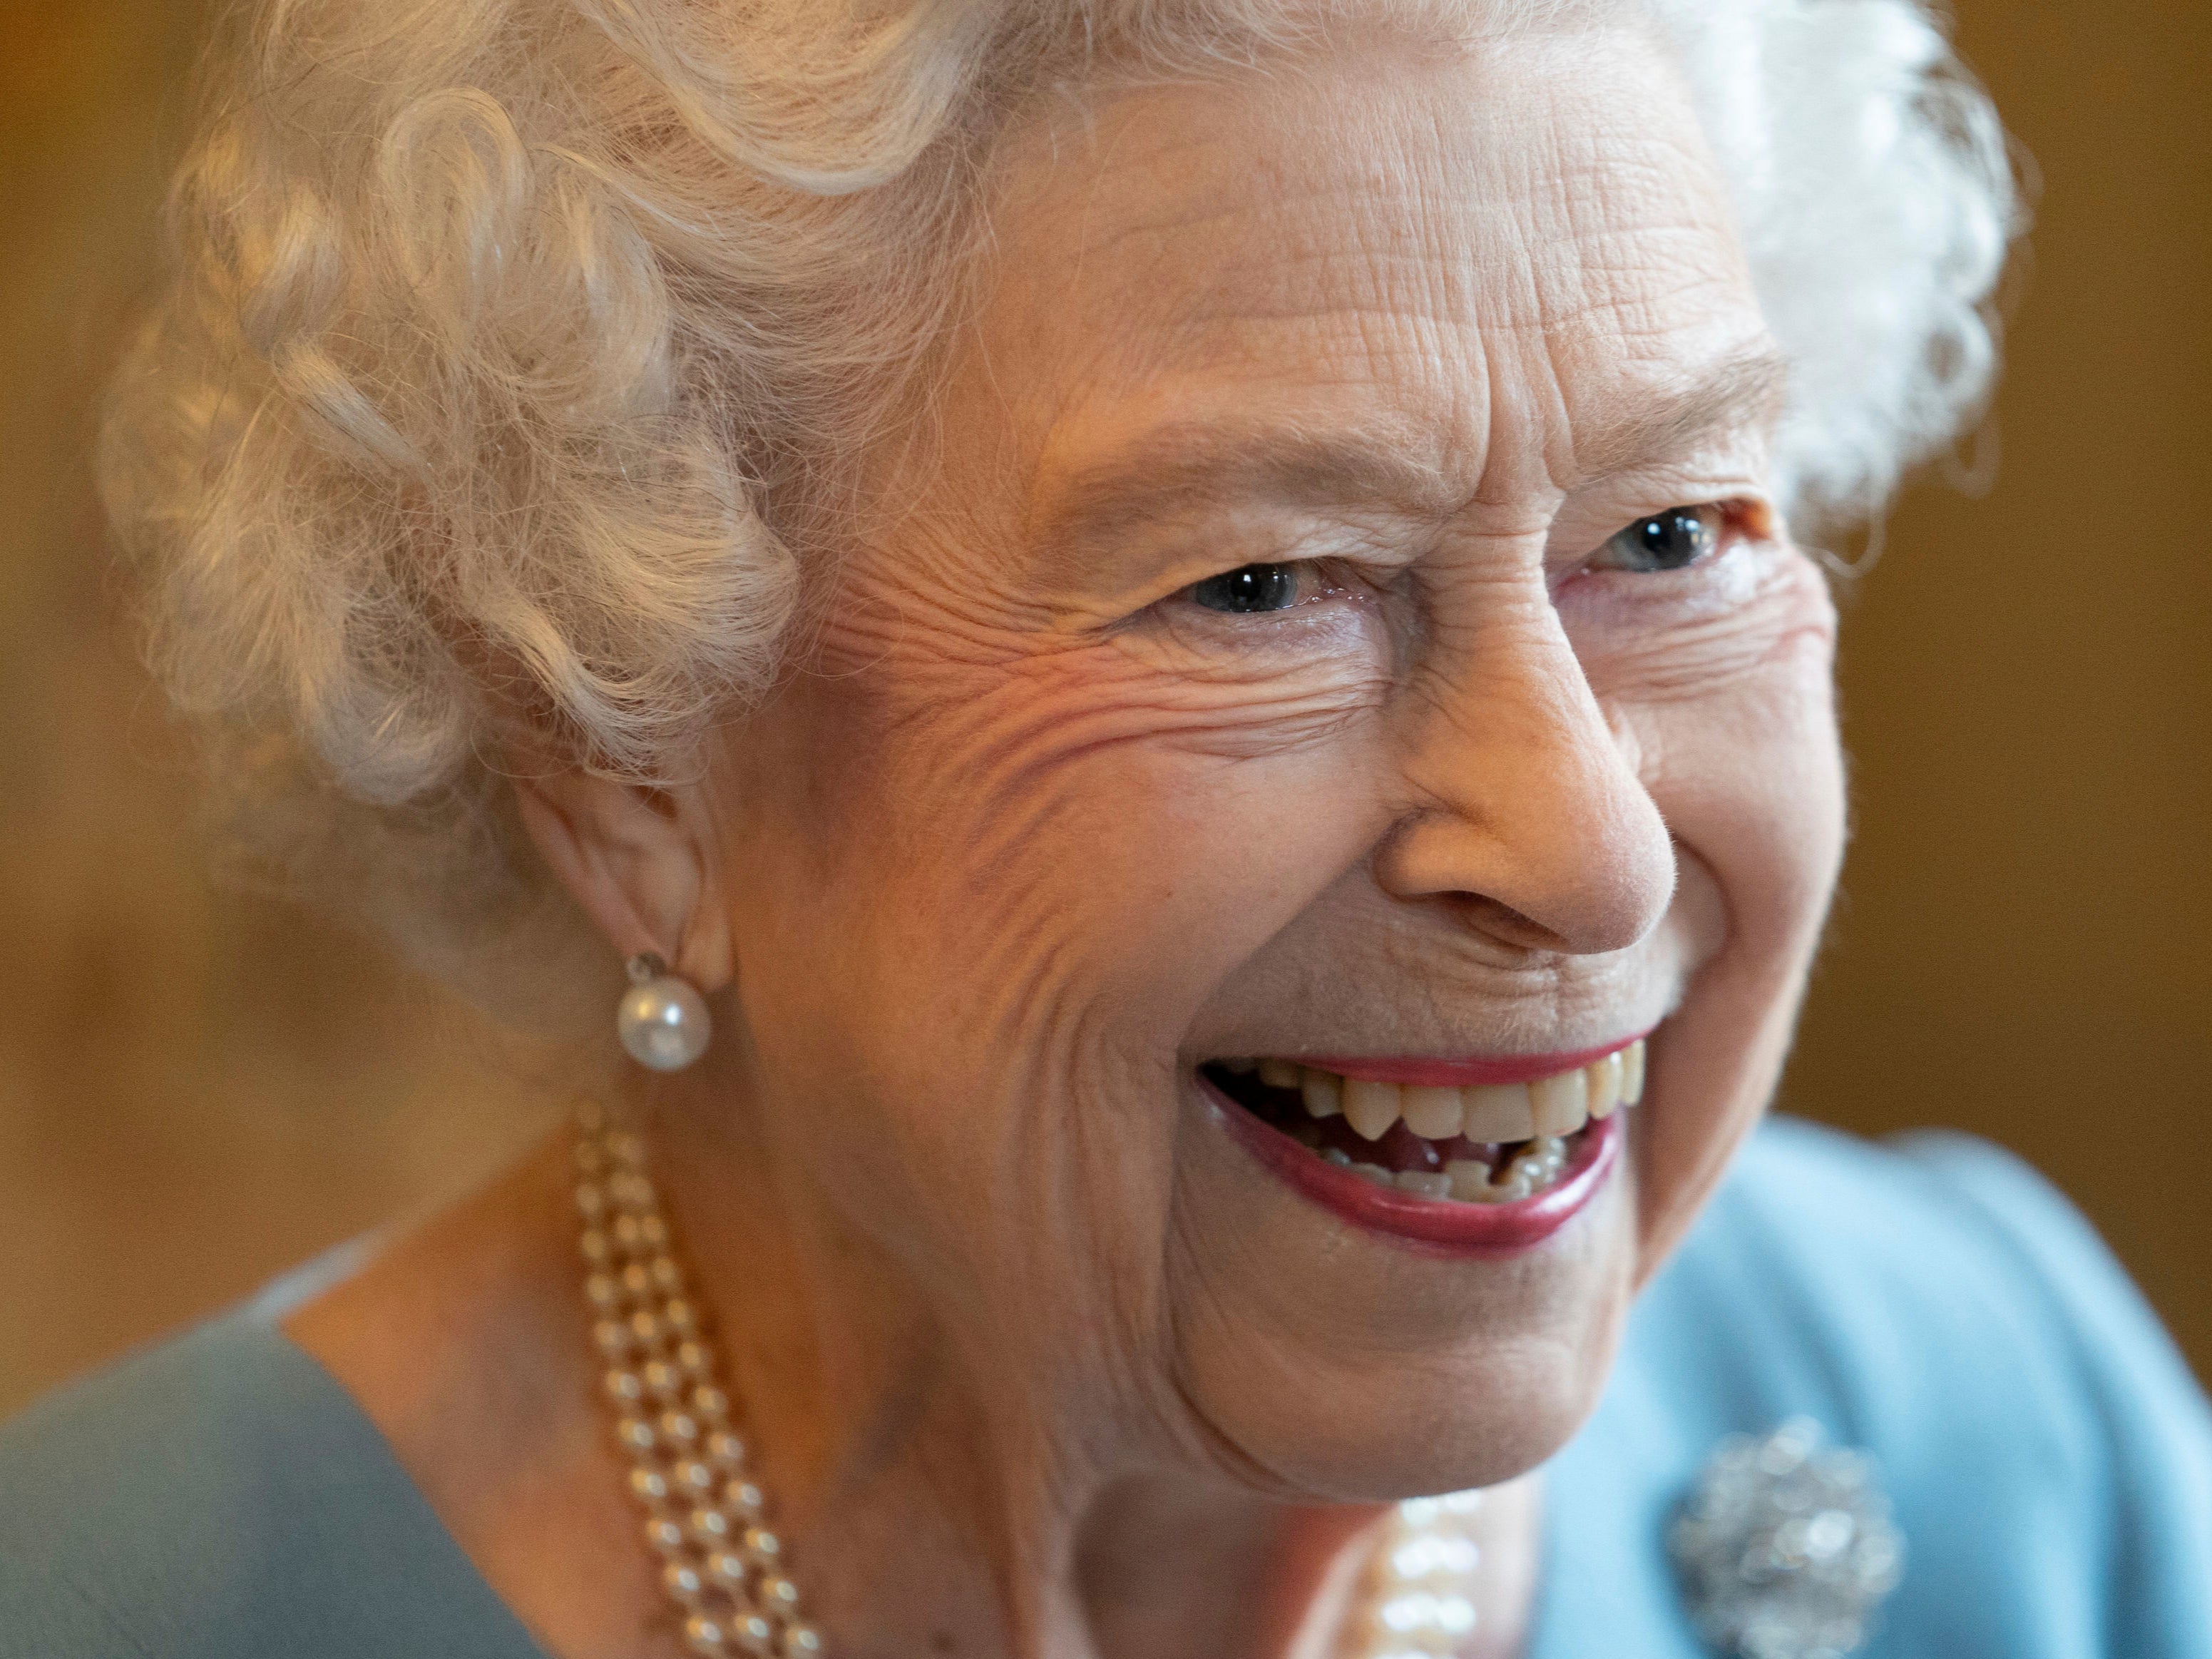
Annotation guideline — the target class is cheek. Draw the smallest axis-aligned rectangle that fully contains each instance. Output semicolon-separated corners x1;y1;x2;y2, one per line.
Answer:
1583;551;1845;948
1585;553;1845;1260
814;621;1395;1026
725;617;1393;1250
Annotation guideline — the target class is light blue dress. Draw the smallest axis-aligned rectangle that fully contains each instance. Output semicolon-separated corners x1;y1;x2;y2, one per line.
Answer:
3;1118;2208;1657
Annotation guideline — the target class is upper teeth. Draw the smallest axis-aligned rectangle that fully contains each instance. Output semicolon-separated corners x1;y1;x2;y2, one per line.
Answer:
1241;1038;1645;1144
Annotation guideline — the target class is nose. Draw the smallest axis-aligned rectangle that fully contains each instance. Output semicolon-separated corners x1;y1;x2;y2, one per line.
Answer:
1371;590;1675;956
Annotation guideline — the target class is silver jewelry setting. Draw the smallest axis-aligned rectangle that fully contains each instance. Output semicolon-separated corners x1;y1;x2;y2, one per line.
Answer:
1669;1418;1905;1659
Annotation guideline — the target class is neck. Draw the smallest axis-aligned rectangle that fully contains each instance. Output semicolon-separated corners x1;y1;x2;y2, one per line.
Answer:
643;1073;1540;1659
1075;1479;1389;1659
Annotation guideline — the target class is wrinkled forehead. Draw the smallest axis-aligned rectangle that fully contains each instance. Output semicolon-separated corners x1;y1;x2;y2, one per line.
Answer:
958;18;1767;516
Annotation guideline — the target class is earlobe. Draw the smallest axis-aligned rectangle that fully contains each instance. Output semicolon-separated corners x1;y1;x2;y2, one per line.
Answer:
511;771;737;994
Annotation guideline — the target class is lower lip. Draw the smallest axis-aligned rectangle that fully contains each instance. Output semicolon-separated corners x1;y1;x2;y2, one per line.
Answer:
1203;1077;1624;1255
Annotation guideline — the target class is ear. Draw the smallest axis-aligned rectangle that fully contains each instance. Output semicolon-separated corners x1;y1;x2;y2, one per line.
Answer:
512;769;736;994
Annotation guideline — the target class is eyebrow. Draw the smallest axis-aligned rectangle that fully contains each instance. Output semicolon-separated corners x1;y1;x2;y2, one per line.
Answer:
1026;344;1793;559
1563;345;1793;483
1026;419;1459;558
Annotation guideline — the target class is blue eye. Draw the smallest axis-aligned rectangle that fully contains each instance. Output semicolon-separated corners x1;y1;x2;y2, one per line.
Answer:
1189;563;1303;613
1603;507;1720;573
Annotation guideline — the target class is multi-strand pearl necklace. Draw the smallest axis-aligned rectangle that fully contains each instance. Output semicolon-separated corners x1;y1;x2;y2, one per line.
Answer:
1348;1491;1490;1658
574;1106;823;1656
574;1108;1489;1659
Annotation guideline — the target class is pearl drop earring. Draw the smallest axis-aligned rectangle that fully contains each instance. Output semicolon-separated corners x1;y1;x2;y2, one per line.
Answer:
617;953;712;1071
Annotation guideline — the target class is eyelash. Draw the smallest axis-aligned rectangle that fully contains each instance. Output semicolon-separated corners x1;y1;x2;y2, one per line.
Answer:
1174;502;1737;619
1586;505;1729;576
1182;562;1348;616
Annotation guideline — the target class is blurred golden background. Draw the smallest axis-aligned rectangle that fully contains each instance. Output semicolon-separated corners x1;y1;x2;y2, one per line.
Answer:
0;0;2205;1421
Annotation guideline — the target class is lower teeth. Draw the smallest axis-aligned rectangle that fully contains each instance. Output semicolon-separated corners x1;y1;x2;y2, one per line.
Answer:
1209;1060;1602;1206
1318;1135;1572;1205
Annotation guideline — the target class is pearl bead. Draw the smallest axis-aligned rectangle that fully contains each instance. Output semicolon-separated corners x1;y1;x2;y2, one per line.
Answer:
722;1479;767;1519
683;1614;728;1652
620;972;713;1071
742;1527;782;1566
690;1505;732;1542
779;1625;826;1657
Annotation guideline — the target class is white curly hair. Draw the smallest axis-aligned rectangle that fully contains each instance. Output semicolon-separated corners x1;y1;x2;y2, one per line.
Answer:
99;0;2020;1022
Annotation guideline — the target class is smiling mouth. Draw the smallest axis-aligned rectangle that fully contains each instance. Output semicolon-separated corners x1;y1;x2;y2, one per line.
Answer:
1207;1039;1644;1203
1199;1038;1646;1247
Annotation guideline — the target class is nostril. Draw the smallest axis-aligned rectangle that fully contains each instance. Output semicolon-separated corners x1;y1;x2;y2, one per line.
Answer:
1450;894;1571;954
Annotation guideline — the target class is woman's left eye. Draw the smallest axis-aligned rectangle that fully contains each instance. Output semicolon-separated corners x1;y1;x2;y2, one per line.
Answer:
1595;506;1724;573
1184;562;1330;614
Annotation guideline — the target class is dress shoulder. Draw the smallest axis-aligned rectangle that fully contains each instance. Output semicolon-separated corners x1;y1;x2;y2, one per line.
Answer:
0;1308;546;1659
1535;1116;2212;1659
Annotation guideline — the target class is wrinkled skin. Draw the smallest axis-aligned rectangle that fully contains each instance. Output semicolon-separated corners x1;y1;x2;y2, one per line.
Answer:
292;18;1845;1659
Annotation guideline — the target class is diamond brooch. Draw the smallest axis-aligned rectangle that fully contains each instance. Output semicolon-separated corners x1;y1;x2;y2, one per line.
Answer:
1669;1418;1905;1659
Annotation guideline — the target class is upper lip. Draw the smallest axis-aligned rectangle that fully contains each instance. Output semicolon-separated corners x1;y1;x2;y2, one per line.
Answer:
1265;1033;1652;1089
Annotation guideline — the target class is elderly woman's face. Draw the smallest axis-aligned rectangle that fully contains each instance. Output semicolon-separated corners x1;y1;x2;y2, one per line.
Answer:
718;22;1842;1494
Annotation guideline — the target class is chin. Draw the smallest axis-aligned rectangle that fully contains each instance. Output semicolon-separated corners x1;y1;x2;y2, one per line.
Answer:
1162;1048;1648;1501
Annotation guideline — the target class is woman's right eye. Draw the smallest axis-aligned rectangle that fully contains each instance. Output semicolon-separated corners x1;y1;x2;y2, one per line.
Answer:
1186;563;1315;614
